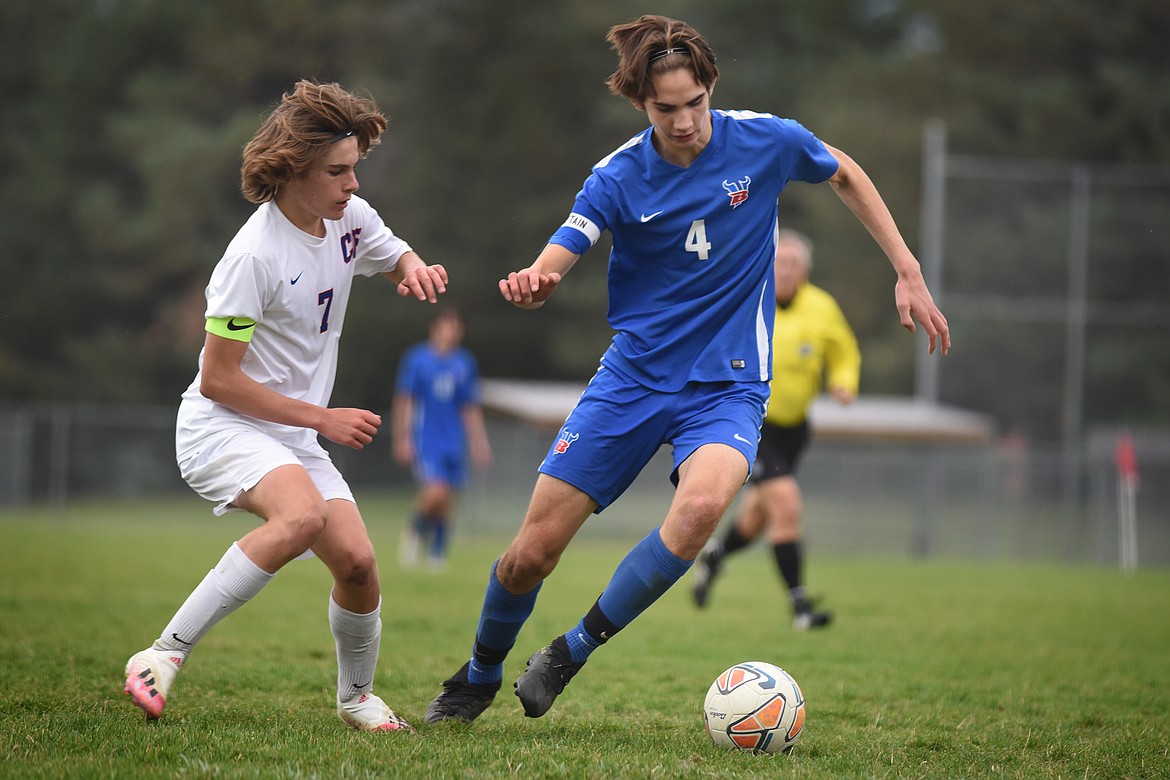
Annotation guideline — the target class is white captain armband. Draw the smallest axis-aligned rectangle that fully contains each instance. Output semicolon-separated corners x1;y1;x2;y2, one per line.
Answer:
561;212;601;246
206;316;256;342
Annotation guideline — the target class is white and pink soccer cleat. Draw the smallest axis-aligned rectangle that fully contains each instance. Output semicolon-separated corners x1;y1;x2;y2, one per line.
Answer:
124;647;183;720
338;693;414;733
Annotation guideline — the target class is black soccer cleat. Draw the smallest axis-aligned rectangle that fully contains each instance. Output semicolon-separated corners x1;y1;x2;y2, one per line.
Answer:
691;540;723;608
792;607;833;631
424;662;501;724
513;635;585;718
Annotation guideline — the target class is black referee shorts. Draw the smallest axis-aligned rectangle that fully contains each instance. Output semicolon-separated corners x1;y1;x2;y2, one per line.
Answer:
749;419;810;484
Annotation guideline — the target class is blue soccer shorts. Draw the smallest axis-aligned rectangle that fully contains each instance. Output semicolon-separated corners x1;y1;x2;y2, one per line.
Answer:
414;447;468;488
538;363;768;511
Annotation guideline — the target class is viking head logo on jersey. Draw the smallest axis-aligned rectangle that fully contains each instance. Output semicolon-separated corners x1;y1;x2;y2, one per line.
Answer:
553;428;580;454
722;176;751;209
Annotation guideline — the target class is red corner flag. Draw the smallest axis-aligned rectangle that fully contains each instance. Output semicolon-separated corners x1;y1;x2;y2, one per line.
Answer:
1115;434;1139;485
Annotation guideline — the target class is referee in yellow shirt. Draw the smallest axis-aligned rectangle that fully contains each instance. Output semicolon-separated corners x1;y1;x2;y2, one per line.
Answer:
692;229;860;630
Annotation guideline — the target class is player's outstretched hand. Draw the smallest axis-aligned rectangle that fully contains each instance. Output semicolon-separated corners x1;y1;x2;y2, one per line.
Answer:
318;408;382;450
895;274;950;355
397;264;448;303
499;269;562;309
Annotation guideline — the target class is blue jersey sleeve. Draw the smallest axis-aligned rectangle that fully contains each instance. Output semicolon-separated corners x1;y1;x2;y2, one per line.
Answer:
548;163;620;255
776;118;839;184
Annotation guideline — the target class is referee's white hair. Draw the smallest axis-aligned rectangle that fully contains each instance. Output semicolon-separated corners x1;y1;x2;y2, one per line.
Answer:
776;228;813;270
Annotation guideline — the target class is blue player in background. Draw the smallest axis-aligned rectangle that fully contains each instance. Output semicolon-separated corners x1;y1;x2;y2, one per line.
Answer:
393;307;491;569
426;14;950;724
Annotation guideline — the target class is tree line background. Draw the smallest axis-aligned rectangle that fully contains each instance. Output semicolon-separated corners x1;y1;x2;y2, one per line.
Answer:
2;0;1168;443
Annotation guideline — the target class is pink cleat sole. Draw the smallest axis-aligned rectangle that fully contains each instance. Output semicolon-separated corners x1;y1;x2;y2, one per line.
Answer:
125;670;166;720
371;720;413;733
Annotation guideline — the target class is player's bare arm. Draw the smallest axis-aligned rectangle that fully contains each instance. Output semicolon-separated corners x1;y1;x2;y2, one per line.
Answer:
824;144;951;355
388;251;448;303
199;332;381;450
500;243;580;309
462;405;493;467
391;392;415;465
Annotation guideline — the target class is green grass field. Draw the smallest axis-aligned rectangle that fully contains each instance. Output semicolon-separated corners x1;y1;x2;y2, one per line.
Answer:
2;492;1168;779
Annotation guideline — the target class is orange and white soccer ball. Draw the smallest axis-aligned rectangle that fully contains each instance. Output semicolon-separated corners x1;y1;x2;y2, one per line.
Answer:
702;661;806;754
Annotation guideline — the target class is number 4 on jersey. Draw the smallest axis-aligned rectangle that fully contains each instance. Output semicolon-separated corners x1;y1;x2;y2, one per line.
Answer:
685;219;712;261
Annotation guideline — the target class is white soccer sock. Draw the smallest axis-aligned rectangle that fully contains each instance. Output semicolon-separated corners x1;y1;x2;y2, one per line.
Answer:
153;542;274;657
330;595;382;704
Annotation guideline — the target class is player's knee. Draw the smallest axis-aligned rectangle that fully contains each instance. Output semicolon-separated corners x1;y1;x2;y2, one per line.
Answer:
419;485;453;516
335;548;378;590
497;545;555;590
276;501;328;553
675;491;728;528
772;512;801;537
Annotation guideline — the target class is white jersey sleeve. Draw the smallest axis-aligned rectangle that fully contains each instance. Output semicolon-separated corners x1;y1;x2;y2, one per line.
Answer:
348;197;413;277
204;251;275;324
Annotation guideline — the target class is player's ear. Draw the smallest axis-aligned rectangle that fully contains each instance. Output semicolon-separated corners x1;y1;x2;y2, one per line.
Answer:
632;100;645;112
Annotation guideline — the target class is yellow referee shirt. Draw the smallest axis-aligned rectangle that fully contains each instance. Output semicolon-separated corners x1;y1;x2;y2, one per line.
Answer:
766;282;861;426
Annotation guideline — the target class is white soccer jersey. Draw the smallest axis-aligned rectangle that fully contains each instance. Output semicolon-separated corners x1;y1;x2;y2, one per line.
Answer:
177;196;411;450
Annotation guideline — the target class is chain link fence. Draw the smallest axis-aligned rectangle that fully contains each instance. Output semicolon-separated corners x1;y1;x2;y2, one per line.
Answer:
2;404;1167;569
917;121;1170;496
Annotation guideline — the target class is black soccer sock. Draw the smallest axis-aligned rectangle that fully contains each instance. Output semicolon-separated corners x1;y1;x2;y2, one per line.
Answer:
721;523;754;557
771;541;804;603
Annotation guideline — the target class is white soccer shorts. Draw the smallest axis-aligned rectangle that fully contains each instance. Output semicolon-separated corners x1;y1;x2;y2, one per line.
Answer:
177;423;355;516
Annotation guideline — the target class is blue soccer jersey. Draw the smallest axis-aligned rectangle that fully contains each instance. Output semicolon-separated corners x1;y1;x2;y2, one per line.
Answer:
548;110;839;391
395;344;481;458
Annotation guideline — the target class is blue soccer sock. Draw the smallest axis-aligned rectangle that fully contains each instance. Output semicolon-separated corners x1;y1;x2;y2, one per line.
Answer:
467;561;541;686
430;519;449;560
564;528;692;663
410;512;431;545
564;597;625;662
411;512;427;533
565;619;599;661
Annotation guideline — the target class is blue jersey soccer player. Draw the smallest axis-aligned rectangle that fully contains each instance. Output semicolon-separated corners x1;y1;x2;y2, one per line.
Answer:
426;15;949;724
393;308;491;568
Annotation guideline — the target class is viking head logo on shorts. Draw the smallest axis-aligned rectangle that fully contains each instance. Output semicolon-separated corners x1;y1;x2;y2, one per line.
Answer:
553;428;580;454
722;176;751;209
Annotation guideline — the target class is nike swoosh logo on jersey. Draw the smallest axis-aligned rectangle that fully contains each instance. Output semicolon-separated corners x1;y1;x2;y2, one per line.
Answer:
290;271;303;285
733;433;753;445
640;210;664;222
226;318;255;331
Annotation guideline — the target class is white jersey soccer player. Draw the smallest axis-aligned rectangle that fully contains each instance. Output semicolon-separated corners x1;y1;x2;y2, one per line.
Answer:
124;80;445;734
177;195;412;508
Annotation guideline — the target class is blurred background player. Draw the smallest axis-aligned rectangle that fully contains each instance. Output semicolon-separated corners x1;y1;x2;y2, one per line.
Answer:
393;307;491;569
692;229;860;630
122;80;449;733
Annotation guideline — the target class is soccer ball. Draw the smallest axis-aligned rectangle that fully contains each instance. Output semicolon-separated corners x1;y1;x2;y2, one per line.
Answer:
702;661;806;754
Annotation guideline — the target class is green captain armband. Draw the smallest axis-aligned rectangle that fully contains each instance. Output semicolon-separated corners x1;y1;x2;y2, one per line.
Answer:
206;316;257;342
